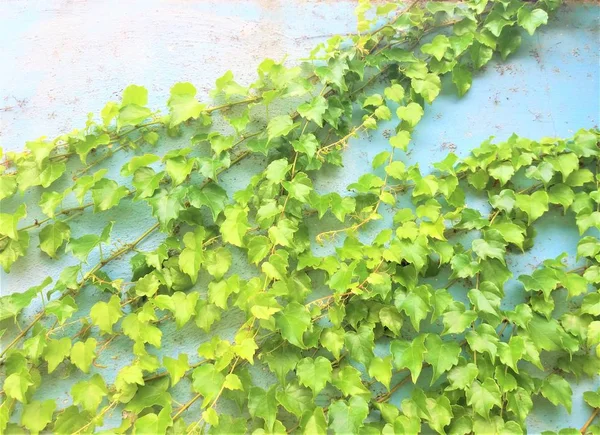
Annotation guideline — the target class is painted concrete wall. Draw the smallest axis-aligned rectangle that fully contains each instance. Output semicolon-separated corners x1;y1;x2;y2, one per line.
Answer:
0;0;599;432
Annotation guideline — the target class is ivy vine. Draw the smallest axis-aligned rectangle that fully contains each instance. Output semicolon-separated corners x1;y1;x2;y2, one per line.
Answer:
1;0;599;434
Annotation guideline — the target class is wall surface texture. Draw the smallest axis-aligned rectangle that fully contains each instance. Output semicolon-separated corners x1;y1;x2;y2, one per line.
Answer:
0;0;599;432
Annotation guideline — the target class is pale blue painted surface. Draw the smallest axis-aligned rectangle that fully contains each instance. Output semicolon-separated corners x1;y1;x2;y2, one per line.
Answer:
0;1;599;433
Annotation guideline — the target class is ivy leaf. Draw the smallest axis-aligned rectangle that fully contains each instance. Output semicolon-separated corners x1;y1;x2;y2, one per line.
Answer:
447;363;478;391
208;279;236;310
344;325;375;366
117;105;152;130
490;189;516;213
91;178;129;212
363;94;383;108
490;220;525;249
390;131;411;150
472;239;506;264
125;378;172;414
584;391;600;408
156;292;199;328
421;35;450;61
276;382;313;418
0;276;52;321
333;365;370;397
467;379;502;417
53;406;93;434
43;337;71;373
549;183;575;212
390;335;426;383
320;328;345;359
147;187;185;231
192;364;225;403
179;226;205;283
0;203;26;240
21;399;56;434
395;289;430;331
221;205;250;247
70;338;97;373
303;407;328;434
452;64;472;97
265;159;290;184
0;175;17;200
161;354;189;387
282;173;313;203
74;134;110;164
519;267;561;300
411;73;441;104
267;115;296;142
498;336;525;372
471;42;493;69
168;82;204;126
515;190;549;224
90;295;123;334
224;373;243;391
424;335;461;385
188;183;228;222
517;7;548;35
71;374;107;412
587;322;600;348
194;301;221;333
576;211;600;235
133;408;173;434
525;315;569;352
529;163;555;187
298;96;328;127
275;302;311;348
450;253;480;279
296;356;332;396
328;396;369;434
247;235;271;265
292;133;319;159
541;374;572;412
368;356;393;390
396;103;424;128
135;272;160;297
121;153;160;177
379;306;403;335
208;133;235;155
41;163;67;191
38;221;71;258
498;26;522;59
46;295;77;325
315;57;349;91
204;247;232;280
132;167;163;200
507;387;533;422
384;84;405;102
67;221;114;263
466;324;499;360
4;371;33;402
165;156;195;186
561;272;588;298
484;11;514;37
488;161;515;186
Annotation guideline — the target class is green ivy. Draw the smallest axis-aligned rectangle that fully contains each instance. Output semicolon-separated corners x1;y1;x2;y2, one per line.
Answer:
1;0;599;434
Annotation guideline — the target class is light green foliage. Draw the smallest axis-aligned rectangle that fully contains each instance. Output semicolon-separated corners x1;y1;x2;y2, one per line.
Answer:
90;295;123;334
517;7;549;35
0;1;592;433
70;338;97;373
168;82;205;127
71;374;107;412
21;400;56;434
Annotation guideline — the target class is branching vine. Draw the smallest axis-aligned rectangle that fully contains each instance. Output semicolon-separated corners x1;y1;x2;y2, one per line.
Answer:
1;1;599;434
